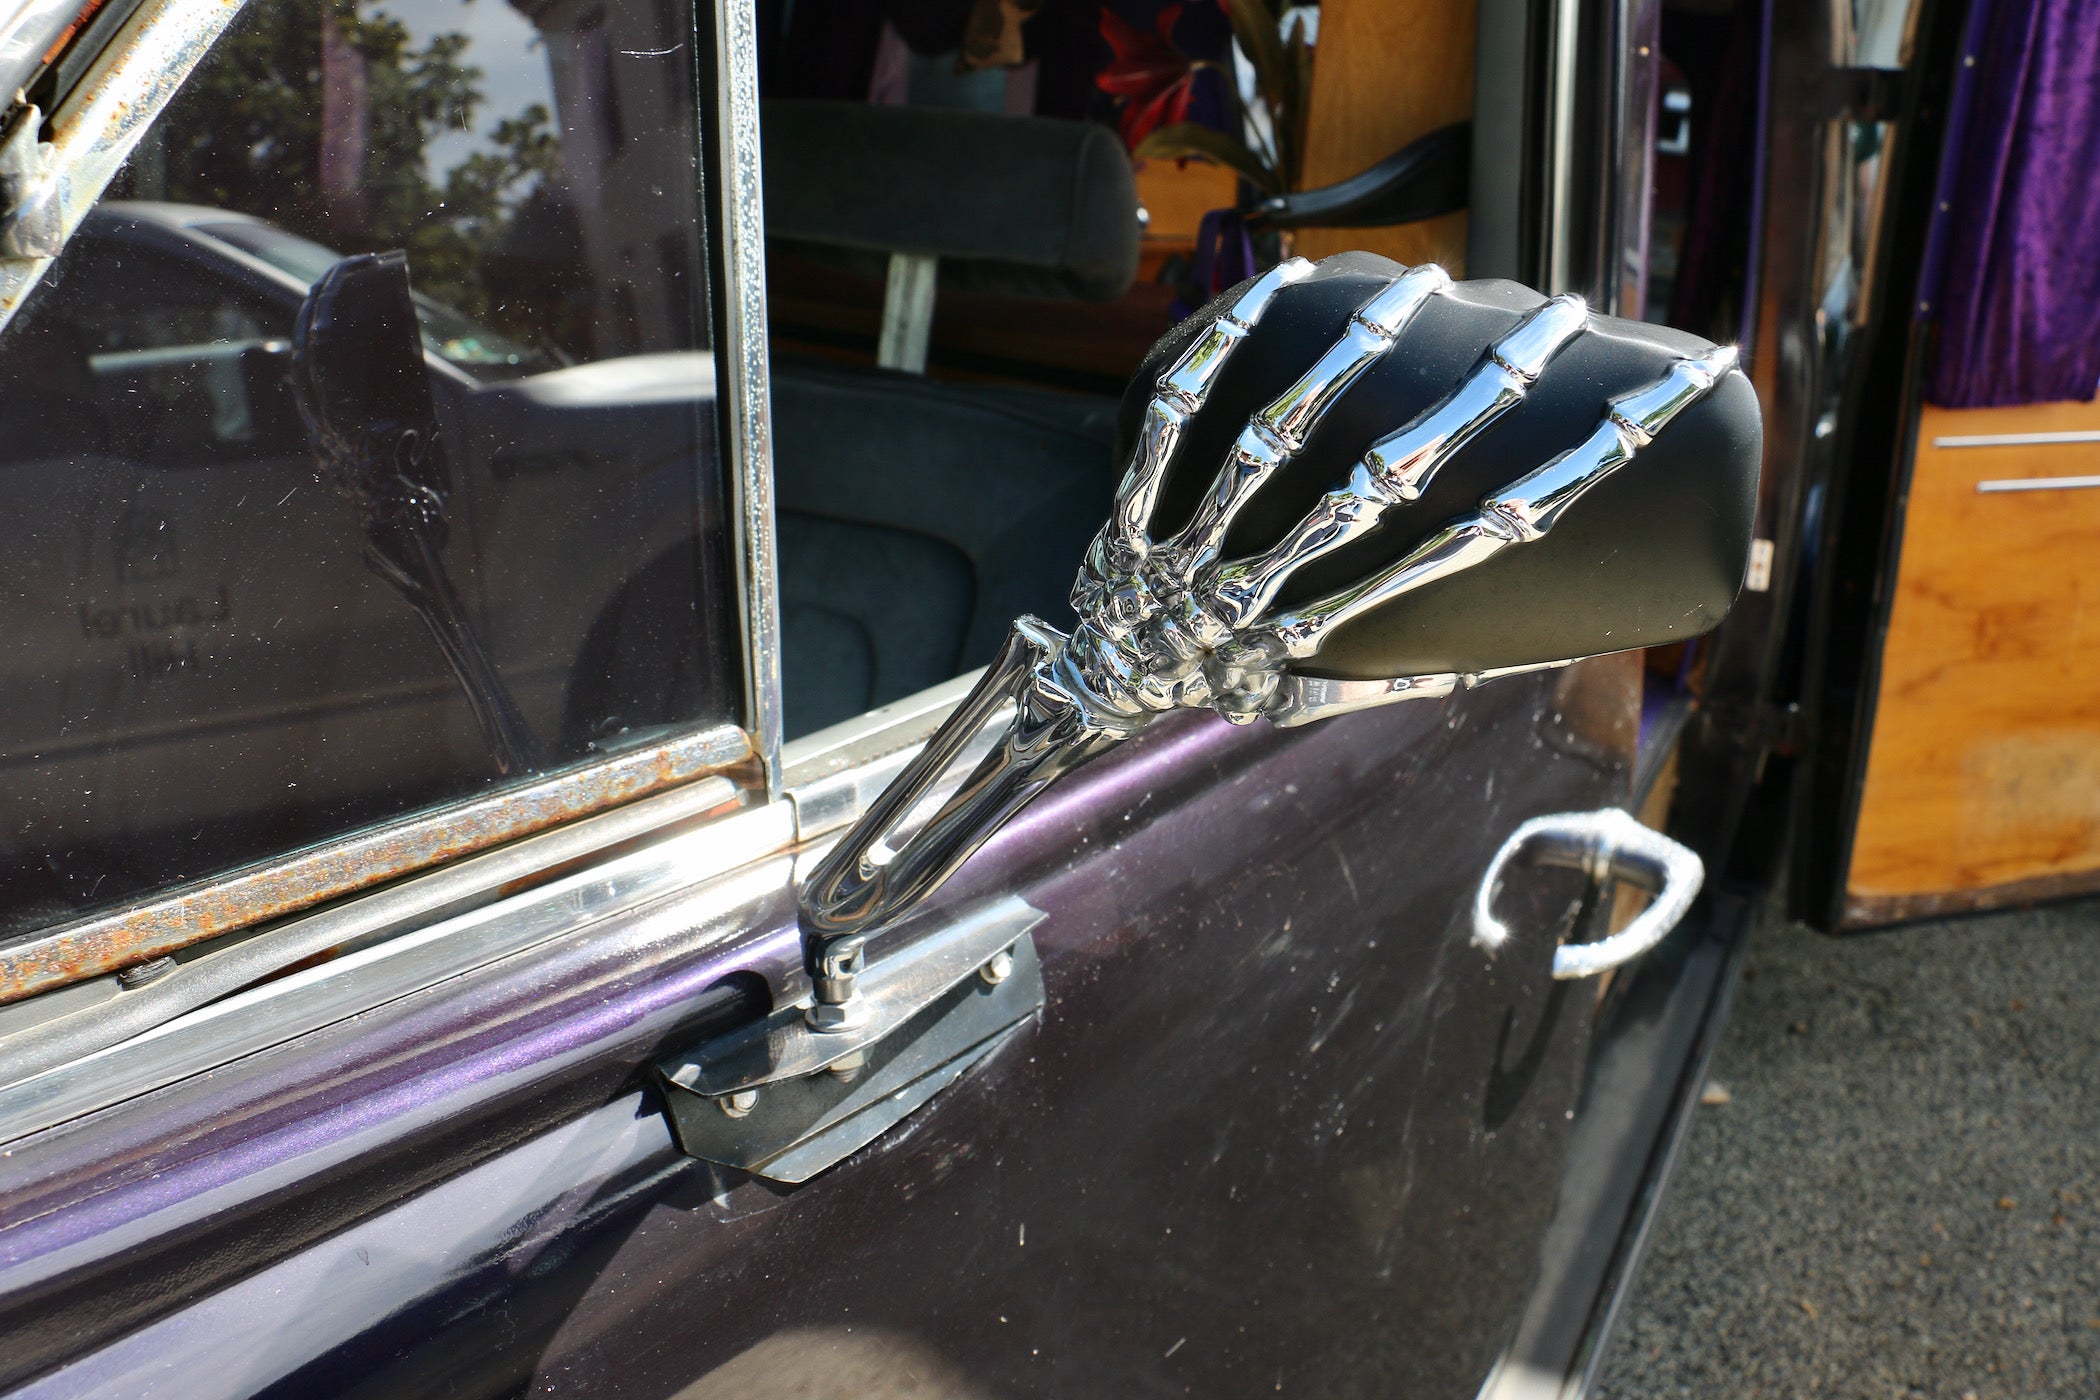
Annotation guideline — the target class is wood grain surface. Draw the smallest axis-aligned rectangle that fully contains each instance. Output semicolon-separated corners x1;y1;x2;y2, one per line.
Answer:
1292;0;1473;272
1847;399;2100;911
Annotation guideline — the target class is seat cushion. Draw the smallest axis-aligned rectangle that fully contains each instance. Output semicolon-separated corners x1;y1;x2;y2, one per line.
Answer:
778;513;976;737
772;355;1119;735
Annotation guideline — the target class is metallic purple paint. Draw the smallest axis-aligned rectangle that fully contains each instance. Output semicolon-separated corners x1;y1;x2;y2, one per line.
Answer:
0;657;1635;1397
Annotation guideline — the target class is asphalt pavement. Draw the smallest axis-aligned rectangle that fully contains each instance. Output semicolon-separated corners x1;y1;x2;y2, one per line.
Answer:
1596;897;2100;1399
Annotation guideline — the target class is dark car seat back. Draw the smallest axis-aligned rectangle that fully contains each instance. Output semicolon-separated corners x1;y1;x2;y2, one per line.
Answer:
762;100;1141;303
763;102;1139;735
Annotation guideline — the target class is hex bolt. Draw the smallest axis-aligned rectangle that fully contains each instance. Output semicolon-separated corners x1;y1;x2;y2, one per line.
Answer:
805;995;870;1033
719;1090;759;1119
980;948;1016;985
827;1049;868;1080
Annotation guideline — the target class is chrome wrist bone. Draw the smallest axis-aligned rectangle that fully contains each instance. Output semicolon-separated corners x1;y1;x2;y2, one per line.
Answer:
797;255;1753;1019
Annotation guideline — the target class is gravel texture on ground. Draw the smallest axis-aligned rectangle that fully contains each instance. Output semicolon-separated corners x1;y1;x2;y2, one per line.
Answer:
1596;898;2100;1400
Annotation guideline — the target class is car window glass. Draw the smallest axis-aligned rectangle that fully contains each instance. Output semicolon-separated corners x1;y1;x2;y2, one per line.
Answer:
758;79;1142;738
0;0;738;942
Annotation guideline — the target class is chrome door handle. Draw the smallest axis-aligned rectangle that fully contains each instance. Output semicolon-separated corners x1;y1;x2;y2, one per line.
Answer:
1473;808;1704;979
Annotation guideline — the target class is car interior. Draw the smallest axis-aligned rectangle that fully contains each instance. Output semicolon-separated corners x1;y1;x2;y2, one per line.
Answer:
754;13;1487;738
762;100;1135;736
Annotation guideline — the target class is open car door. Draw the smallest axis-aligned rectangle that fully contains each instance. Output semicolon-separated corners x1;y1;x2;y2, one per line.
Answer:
1716;0;2100;932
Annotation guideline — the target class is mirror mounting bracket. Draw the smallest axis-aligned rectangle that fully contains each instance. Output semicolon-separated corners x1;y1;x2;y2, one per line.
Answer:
655;896;1044;1183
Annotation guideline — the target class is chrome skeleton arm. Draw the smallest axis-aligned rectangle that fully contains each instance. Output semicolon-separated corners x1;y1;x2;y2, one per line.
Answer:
799;260;1742;1017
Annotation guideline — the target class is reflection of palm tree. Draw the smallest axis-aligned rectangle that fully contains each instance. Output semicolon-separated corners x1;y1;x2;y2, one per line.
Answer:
135;0;567;352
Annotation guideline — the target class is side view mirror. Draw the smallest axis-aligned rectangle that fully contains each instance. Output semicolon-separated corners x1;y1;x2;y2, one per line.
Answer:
660;252;1760;1178
803;252;1759;987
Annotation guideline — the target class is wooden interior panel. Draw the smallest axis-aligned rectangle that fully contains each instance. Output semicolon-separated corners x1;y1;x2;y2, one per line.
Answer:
1846;398;2100;920
1133;157;1238;241
1132;156;1238;282
1292;0;1473;272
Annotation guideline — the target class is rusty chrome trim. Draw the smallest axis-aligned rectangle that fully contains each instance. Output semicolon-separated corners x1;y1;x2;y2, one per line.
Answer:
0;772;749;1091
0;0;254;330
0;723;752;1005
0;795;798;1145
708;0;784;800
0;0;89;109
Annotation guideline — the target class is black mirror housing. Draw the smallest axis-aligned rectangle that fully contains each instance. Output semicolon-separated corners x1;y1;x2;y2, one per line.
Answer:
1124;251;1761;680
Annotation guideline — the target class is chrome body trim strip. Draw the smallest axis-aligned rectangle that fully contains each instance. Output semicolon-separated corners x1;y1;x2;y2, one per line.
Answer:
0;724;753;1004
1974;474;2100;493
0;658;999;1140
0;774;743;1089
1935;430;2100;448
708;0;785;799
0;795;798;1146
0;0;256;330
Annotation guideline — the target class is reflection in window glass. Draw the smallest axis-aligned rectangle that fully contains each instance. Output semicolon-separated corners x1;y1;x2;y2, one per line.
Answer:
0;0;737;938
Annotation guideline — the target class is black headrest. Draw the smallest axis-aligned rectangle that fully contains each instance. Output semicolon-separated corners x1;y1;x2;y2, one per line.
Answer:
762;100;1141;303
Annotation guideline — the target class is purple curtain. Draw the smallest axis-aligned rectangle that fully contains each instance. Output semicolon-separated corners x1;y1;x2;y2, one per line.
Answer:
1927;0;2100;408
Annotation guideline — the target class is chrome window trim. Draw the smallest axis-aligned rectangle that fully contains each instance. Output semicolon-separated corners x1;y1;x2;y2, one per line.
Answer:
0;670;988;1144
708;0;785;801
0;0;257;329
0;791;798;1147
0;725;754;1003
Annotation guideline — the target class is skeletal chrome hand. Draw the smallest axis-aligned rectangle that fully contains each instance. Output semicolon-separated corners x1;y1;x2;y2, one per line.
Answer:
799;254;1754;1022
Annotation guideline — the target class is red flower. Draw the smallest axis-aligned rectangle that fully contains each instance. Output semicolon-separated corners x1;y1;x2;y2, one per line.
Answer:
1097;4;1198;149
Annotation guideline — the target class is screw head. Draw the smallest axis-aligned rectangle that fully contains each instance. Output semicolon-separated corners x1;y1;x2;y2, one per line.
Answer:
719;1089;759;1119
116;956;177;990
980;948;1016;985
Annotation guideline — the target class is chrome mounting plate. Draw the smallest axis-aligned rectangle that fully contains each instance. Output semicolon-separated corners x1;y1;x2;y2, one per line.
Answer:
655;896;1045;1183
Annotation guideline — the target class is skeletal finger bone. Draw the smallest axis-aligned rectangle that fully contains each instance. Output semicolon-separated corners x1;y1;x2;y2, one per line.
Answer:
1200;293;1589;632
1150;266;1451;589
1075;257;1315;631
1247;343;1742;666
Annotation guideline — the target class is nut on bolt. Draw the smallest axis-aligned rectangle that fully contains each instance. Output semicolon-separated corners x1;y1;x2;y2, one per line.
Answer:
980;947;1016;985
805;996;869;1033
718;1089;759;1119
